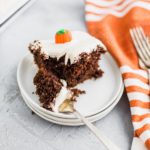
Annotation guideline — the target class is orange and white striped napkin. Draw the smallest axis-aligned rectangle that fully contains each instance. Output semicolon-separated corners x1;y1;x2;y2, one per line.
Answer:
85;0;150;149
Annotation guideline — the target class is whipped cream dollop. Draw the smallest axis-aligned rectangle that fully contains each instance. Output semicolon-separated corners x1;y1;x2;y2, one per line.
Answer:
30;31;106;64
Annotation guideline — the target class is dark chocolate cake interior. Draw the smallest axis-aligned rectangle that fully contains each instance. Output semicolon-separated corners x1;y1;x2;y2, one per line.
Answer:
29;41;105;111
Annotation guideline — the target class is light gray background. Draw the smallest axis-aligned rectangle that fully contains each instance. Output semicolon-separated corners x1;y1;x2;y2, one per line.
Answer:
0;0;133;149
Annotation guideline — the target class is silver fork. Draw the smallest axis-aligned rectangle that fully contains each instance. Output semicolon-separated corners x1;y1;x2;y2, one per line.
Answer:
59;99;121;150
129;26;150;86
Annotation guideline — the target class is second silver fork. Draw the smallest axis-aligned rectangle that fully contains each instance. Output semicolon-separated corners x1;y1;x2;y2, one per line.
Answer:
130;26;150;87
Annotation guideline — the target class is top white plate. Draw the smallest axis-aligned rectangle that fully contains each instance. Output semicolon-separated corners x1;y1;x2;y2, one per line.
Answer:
17;52;123;119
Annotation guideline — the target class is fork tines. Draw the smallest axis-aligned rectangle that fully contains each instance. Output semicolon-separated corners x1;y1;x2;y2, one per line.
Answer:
130;27;150;63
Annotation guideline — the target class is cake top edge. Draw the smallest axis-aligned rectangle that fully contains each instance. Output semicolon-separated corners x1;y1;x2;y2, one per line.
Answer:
29;30;106;64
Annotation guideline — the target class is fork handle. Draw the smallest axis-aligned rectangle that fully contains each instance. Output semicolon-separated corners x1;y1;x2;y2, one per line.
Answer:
75;110;120;150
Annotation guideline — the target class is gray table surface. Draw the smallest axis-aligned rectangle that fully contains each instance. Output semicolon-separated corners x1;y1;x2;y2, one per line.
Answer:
0;0;133;149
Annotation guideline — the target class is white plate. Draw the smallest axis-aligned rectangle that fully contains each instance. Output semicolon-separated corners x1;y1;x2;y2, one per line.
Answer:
21;83;124;122
17;52;123;119
21;85;124;126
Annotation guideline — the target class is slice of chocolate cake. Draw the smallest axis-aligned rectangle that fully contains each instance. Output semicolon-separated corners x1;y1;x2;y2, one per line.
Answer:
29;29;106;112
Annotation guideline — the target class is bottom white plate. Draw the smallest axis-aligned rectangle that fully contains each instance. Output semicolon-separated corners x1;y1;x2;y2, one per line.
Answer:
21;85;124;126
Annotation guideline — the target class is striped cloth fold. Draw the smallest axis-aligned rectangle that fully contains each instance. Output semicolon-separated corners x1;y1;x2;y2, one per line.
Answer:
85;0;150;149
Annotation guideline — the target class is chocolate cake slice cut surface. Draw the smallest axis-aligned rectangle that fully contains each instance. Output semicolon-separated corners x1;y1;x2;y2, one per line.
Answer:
33;68;62;110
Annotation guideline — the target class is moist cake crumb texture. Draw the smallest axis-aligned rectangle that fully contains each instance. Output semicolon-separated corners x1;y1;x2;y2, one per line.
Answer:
34;68;62;110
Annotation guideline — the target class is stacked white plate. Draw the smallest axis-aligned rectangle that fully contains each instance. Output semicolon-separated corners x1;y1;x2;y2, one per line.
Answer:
17;52;124;126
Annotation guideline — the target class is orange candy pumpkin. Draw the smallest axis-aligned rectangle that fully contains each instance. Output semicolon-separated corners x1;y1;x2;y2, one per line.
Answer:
55;29;72;44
